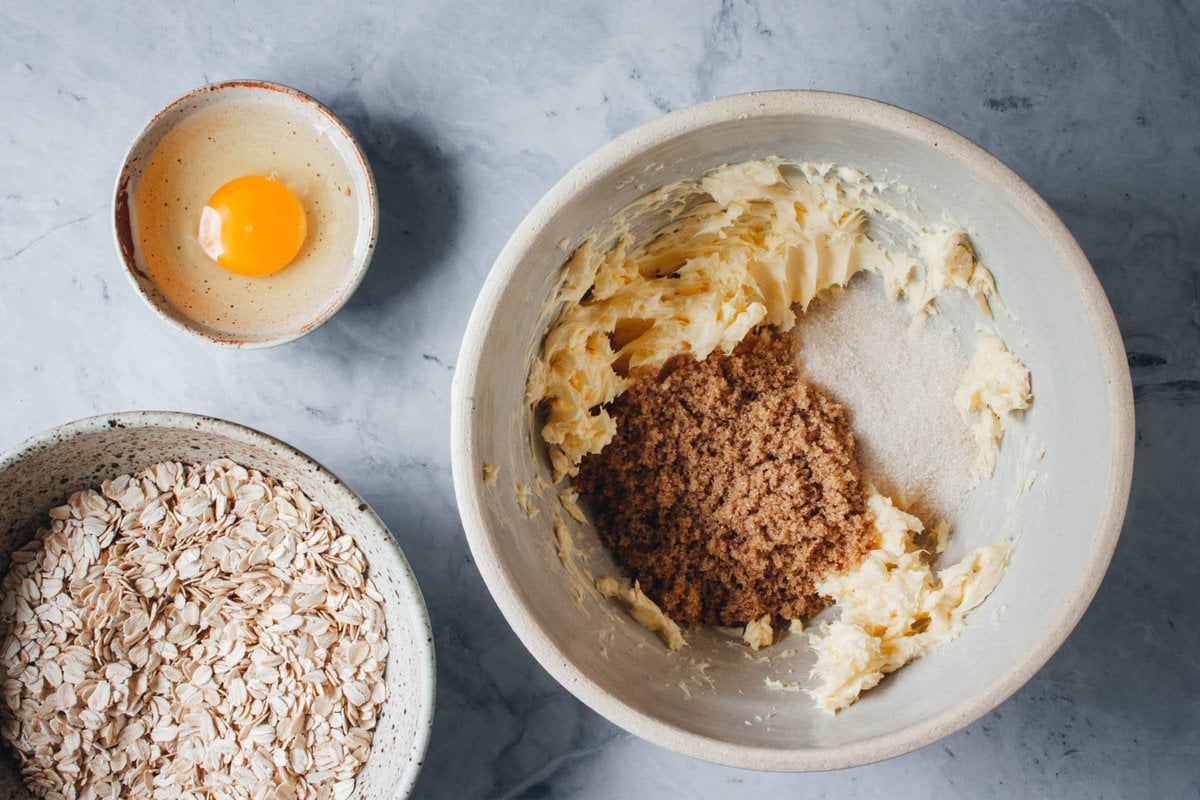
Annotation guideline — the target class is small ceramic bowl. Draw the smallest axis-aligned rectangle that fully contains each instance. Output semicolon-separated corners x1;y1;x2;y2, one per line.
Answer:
0;412;434;798
113;81;378;348
451;91;1135;770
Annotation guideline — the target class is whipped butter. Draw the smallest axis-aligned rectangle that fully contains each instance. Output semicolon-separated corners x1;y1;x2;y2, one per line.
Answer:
955;332;1034;481
524;158;1031;713
527;160;1006;482
595;576;685;651
742;615;775;652
806;494;1013;713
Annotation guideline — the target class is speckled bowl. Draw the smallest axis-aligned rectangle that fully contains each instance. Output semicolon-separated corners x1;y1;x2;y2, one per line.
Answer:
451;91;1135;770
0;412;434;798
113;81;378;348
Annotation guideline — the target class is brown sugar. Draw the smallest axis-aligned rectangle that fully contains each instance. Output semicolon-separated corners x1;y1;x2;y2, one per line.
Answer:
573;331;873;627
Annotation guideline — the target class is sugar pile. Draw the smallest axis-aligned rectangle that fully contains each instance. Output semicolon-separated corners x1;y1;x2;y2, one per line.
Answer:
794;275;974;523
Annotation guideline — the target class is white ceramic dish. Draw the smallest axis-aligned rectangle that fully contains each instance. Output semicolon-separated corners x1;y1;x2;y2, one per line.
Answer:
450;91;1134;770
0;412;434;798
113;81;378;348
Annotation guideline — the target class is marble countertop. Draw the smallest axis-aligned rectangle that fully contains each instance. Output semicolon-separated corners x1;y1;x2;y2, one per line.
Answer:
2;1;1197;797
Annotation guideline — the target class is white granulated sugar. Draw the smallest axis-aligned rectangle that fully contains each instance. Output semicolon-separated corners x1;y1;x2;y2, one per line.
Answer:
794;275;973;522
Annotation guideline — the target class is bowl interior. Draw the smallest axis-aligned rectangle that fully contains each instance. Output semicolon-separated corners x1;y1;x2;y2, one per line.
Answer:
453;93;1132;769
0;414;432;798
113;82;378;348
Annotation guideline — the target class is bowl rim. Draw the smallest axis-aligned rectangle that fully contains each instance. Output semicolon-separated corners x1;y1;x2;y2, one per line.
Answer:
0;410;436;795
111;80;379;349
450;89;1135;771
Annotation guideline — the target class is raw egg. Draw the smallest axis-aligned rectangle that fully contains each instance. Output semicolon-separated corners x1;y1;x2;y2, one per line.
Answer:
129;92;364;339
199;175;307;276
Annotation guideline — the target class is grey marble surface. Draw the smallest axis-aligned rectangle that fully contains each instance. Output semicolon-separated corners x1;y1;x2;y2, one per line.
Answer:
1;1;1197;798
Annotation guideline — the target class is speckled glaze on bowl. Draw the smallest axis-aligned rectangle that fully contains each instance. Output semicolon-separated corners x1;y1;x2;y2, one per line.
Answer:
113;81;378;348
0;412;434;798
451;91;1135;770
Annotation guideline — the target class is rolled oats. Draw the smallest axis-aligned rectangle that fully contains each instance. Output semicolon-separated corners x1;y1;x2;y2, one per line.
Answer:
0;459;388;800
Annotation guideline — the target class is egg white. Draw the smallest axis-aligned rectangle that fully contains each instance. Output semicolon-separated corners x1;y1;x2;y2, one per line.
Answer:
132;98;361;337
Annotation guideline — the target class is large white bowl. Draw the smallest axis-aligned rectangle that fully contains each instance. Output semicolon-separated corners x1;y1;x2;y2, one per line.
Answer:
450;91;1134;770
0;412;434;798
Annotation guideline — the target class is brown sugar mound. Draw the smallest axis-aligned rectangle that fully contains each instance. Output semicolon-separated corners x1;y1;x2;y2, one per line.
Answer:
573;331;873;627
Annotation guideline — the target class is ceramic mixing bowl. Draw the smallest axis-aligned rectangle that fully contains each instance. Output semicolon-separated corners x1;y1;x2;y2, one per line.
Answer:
0;412;434;797
451;90;1134;770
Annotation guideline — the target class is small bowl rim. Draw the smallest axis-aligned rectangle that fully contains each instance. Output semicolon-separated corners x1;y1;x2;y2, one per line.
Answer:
112;80;379;349
450;89;1135;771
0;410;436;795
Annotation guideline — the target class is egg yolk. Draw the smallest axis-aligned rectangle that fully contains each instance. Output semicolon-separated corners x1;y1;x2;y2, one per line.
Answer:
198;175;306;277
